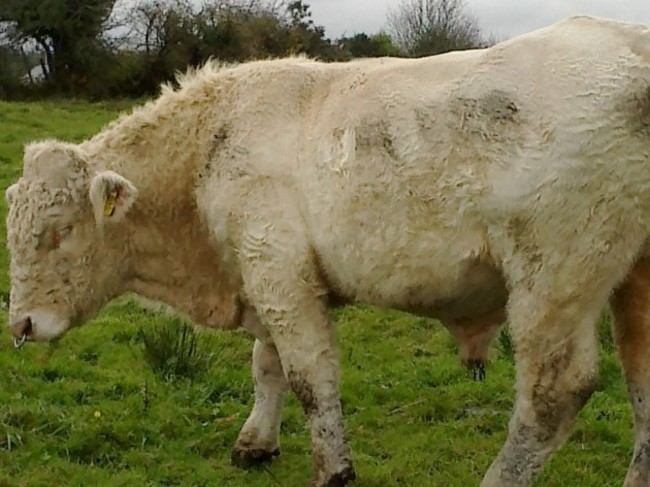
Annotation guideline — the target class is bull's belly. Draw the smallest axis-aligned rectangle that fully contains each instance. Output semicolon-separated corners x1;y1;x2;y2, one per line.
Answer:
316;239;508;322
397;262;508;321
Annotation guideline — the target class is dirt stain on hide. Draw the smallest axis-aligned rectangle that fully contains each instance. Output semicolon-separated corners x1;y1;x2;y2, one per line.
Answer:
415;106;435;131
499;424;544;482
627;84;650;137
207;125;230;162
453;89;522;141
287;370;318;415
286;369;355;485
631;441;650;470
531;341;596;443
495;340;597;483
196;124;231;183
355;120;398;160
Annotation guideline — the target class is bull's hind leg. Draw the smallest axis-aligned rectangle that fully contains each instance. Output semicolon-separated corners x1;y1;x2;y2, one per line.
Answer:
480;287;602;486
611;258;650;487
232;331;289;468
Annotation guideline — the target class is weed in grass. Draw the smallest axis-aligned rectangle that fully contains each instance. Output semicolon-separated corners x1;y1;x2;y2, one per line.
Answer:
141;379;150;414
497;326;515;363
597;312;616;353
78;347;100;365
138;318;217;381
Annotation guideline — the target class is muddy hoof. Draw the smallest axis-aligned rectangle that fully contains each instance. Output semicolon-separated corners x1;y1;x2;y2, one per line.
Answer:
319;466;357;487
231;447;280;470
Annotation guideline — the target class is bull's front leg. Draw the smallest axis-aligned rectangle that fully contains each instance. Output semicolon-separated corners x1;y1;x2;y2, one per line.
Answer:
237;228;355;487
611;258;650;487
232;314;289;468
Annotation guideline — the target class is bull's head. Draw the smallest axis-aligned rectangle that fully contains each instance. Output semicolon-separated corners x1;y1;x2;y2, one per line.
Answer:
5;140;138;345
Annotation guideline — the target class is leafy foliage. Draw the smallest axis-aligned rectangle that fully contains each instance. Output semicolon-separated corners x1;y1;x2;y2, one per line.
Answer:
338;32;401;59
0;0;348;99
0;0;485;99
0;0;119;90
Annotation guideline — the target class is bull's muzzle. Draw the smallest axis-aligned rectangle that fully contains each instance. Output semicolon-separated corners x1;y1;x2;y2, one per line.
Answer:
10;317;33;349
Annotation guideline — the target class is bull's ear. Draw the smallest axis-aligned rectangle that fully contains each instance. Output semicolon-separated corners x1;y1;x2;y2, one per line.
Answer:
5;183;19;205
89;171;138;224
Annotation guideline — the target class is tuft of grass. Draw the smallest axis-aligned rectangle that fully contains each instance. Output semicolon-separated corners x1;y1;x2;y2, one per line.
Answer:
497;326;515;363
138;318;217;381
0;289;8;311
598;311;616;353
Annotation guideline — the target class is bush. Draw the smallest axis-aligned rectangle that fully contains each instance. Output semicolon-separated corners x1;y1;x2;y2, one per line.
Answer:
497;326;515;363
139;318;217;381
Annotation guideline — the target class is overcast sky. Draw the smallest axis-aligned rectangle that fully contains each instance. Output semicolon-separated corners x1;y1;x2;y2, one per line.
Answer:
309;0;650;41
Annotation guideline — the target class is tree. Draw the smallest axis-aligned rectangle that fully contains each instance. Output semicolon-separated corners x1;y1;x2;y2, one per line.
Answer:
192;0;290;62
0;0;119;89
273;0;339;60
338;32;400;59
128;0;195;54
386;0;485;57
109;0;340;96
0;0;411;99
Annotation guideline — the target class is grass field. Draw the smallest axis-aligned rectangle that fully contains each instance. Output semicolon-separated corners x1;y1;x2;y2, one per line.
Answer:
0;99;637;486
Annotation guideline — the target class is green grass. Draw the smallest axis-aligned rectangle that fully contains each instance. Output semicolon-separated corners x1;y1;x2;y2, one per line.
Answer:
0;99;636;486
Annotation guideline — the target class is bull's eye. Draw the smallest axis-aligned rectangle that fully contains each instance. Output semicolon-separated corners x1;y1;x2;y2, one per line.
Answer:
52;226;73;249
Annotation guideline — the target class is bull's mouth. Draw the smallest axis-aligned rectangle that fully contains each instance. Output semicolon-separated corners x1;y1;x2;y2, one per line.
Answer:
13;333;29;349
10;313;70;347
12;329;65;347
12;317;33;349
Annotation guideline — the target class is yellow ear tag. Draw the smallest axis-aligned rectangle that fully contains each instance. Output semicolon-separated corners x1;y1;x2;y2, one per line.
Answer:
103;189;118;217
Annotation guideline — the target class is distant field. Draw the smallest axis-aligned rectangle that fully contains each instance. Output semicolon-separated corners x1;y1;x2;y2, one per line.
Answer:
0;100;636;486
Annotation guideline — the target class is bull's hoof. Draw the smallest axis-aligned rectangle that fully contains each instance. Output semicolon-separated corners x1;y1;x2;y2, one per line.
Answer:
315;466;357;487
231;447;280;470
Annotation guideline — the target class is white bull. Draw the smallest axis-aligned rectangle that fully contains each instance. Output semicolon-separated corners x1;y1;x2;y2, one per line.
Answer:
4;15;650;487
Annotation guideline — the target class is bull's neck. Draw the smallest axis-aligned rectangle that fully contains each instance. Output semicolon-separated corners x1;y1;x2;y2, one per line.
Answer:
80;93;219;205
79;99;240;329
120;201;241;330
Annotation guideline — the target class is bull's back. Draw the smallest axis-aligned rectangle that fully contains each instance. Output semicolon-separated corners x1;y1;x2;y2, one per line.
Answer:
290;16;649;314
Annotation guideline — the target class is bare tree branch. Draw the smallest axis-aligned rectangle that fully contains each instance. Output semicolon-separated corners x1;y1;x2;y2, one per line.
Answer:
387;0;485;57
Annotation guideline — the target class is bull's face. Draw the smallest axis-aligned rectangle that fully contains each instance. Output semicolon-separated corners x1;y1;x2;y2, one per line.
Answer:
4;140;138;344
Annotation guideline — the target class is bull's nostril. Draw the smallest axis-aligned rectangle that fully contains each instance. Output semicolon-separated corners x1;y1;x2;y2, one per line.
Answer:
10;317;33;349
10;316;33;340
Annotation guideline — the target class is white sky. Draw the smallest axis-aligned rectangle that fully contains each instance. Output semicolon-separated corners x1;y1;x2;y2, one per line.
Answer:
308;0;650;41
